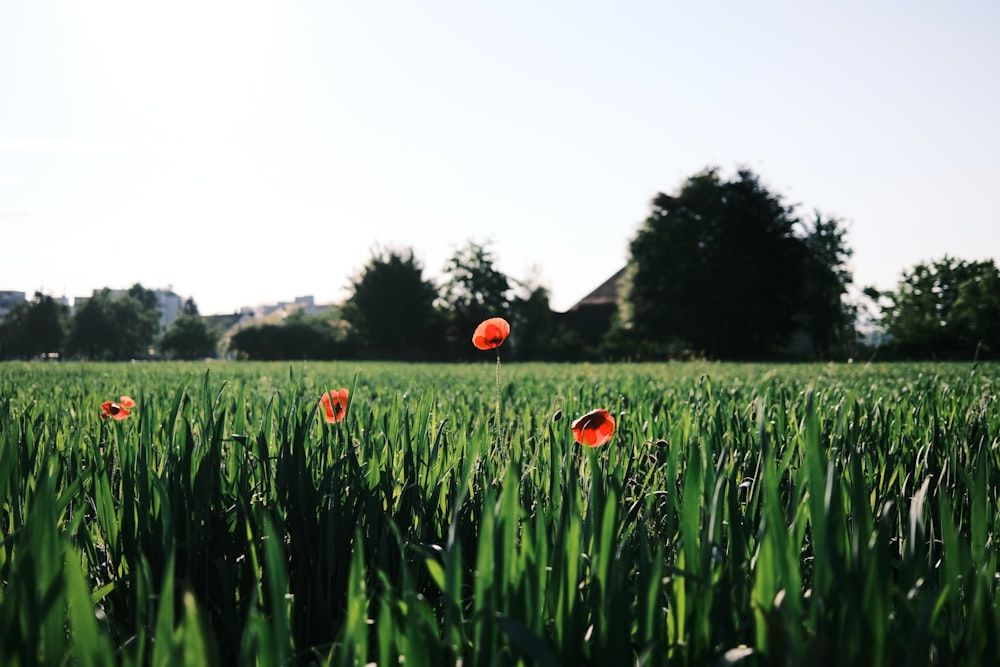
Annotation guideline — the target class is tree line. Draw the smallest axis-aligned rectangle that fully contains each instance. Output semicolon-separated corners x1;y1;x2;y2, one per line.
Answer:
227;241;584;362
3;166;998;362
0;285;218;361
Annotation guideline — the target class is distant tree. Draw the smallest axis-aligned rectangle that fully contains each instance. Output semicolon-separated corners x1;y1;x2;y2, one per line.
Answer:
67;290;115;359
621;168;808;359
0;292;69;359
228;325;270;360
127;283;160;319
798;212;857;358
160;314;219;359
881;256;1000;357
503;274;586;360
952;266;1000;355
121;282;161;348
229;310;350;360
0;304;32;359
66;285;160;360
182;297;199;316
508;282;555;360
342;247;443;359
439;240;514;356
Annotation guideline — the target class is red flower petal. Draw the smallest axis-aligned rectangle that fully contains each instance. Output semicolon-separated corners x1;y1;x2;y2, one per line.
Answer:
320;388;349;423
472;317;510;350
571;409;615;447
100;401;131;421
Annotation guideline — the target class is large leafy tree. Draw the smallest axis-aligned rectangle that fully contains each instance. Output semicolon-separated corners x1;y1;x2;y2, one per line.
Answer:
228;314;342;360
799;212;856;358
507;281;571;361
67;290;116;359
160;297;219;359
439;240;514;355
952;266;1000;354
622;168;815;359
0;292;69;359
342;247;443;359
228;309;350;360
182;297;199;316
881;256;1000;357
66;284;161;360
160;315;219;359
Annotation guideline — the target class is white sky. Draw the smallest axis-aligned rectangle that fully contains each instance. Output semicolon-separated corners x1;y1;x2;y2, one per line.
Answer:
2;1;998;315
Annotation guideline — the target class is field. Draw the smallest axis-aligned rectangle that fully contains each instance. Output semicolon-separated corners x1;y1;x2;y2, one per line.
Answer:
1;360;999;665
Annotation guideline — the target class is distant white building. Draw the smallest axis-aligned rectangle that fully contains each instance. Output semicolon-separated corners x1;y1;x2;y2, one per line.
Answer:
76;287;185;331
252;295;323;319
71;295;89;313
155;289;183;331
0;291;27;321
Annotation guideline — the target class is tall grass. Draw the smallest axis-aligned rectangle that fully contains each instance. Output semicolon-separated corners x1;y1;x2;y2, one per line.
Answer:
0;360;998;665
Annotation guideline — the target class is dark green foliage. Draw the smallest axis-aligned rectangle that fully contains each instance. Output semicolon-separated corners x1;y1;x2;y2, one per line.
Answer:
799;212;856;358
182;297;199;316
952;267;1000;353
439;240;514;355
881;256;1000;358
621;168;854;360
228;311;348;360
160;314;219;359
342;247;445;359
0;291;69;359
439;242;583;360
508;283;584;360
66;284;160;360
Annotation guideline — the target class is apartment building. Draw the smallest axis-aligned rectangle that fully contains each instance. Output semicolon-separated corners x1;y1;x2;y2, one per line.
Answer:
0;291;27;321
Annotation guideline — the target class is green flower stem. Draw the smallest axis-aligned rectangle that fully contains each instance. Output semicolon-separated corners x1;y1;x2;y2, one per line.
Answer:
494;347;502;443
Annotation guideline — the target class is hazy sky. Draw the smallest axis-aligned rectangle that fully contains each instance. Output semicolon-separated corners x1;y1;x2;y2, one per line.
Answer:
2;1;998;315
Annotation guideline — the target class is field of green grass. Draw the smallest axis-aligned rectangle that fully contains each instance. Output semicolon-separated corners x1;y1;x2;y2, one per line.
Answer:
1;360;999;665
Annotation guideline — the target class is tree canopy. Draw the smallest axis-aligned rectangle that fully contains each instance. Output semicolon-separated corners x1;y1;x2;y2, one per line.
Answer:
798;212;857;358
620;167;853;359
440;241;513;321
0;292;69;359
160;313;219;360
341;247;443;359
880;256;1000;358
228;310;348;360
439;240;515;357
66;284;160;360
7;167;998;362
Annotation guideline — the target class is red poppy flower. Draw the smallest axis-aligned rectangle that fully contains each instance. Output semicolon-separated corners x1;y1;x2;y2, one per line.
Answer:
571;409;615;447
319;388;349;424
472;317;510;350
100;400;132;421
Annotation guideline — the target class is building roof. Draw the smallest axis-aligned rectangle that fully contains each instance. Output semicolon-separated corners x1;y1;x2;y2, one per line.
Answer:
566;266;627;311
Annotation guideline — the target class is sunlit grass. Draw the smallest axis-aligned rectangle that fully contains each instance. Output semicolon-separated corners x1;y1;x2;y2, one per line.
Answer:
1;360;998;665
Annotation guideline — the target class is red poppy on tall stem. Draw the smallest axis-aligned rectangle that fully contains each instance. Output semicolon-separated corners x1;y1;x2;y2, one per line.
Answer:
571;409;615;447
320;388;349;424
100;396;134;421
472;317;510;351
